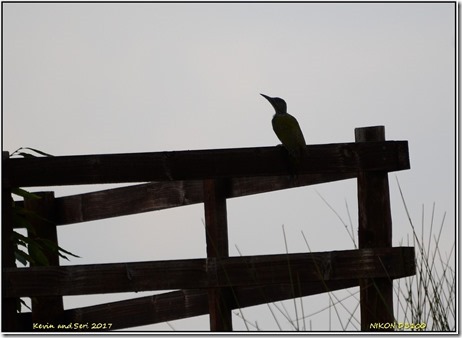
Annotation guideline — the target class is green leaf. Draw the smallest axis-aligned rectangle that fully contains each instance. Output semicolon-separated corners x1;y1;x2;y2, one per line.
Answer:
13;205;53;225
12;213;34;233
13;232;33;245
35;238;58;254
8;181;81;267
15;249;32;266
23;147;54;157
16;152;35;158
39;238;81;259
58;245;81;259
13;233;81;266
9;147;23;157
10;147;53;158
28;241;49;266
12;188;42;200
13;235;28;249
27;238;50;266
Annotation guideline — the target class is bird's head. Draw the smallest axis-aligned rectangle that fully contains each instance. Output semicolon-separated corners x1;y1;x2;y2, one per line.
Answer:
260;94;287;114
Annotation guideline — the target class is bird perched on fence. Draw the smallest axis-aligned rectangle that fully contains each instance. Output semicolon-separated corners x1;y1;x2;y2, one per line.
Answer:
260;94;307;169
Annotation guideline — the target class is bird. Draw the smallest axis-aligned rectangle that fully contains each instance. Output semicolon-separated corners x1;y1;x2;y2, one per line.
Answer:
260;94;307;169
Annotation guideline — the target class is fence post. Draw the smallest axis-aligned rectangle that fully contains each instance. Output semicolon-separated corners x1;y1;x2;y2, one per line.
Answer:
2;152;19;331
355;126;394;331
203;179;232;331
24;191;64;329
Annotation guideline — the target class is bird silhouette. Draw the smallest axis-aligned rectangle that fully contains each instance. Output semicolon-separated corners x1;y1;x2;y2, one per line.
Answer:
261;93;307;171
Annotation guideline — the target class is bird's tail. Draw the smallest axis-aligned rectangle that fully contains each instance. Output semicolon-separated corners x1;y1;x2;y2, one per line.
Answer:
287;145;307;175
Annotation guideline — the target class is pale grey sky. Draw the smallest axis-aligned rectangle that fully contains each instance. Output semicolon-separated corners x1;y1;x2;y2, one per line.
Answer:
3;2;455;331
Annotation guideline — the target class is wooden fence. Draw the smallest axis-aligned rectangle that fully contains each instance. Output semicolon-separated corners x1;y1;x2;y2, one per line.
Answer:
2;125;415;331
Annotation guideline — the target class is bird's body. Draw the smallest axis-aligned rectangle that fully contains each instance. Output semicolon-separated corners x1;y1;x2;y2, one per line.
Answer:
271;112;306;160
261;94;307;166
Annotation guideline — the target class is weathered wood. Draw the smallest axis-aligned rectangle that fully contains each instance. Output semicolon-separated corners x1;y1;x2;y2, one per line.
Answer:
203;179;232;331
4;247;415;298
24;192;64;328
19;278;361;331
356;126;394;331
204;180;229;259
65;289;208;331
13;172;356;227
2;151;19;332
55;181;203;225
4;142;410;188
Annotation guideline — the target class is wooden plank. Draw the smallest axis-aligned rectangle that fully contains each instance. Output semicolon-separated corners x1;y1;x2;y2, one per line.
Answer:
5;142;410;188
18;277;362;331
355;126;395;331
203;179;232;331
54;180;203;225
4;247;415;298
204;180;229;258
19;278;361;331
24;192;65;328
65;289;208;331
230;172;356;198
13;172;356;227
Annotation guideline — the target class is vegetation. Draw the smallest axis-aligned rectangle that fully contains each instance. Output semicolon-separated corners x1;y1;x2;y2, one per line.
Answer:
394;178;455;331
9;148;80;312
232;178;455;331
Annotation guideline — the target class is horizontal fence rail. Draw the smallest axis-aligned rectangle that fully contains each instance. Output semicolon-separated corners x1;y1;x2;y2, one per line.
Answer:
13;172;357;226
4;247;415;298
18;280;366;331
4;141;409;187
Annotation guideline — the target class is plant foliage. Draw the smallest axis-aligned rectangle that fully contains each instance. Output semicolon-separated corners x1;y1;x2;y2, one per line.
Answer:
9;148;80;312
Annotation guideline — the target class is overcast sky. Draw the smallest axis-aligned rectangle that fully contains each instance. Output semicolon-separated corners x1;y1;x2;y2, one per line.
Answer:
3;2;455;331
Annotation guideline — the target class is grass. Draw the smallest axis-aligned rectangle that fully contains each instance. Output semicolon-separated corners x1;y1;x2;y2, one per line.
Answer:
232;177;455;331
394;177;455;331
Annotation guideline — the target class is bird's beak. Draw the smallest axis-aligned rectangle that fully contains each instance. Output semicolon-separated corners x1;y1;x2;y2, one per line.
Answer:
260;93;271;101
260;93;274;105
